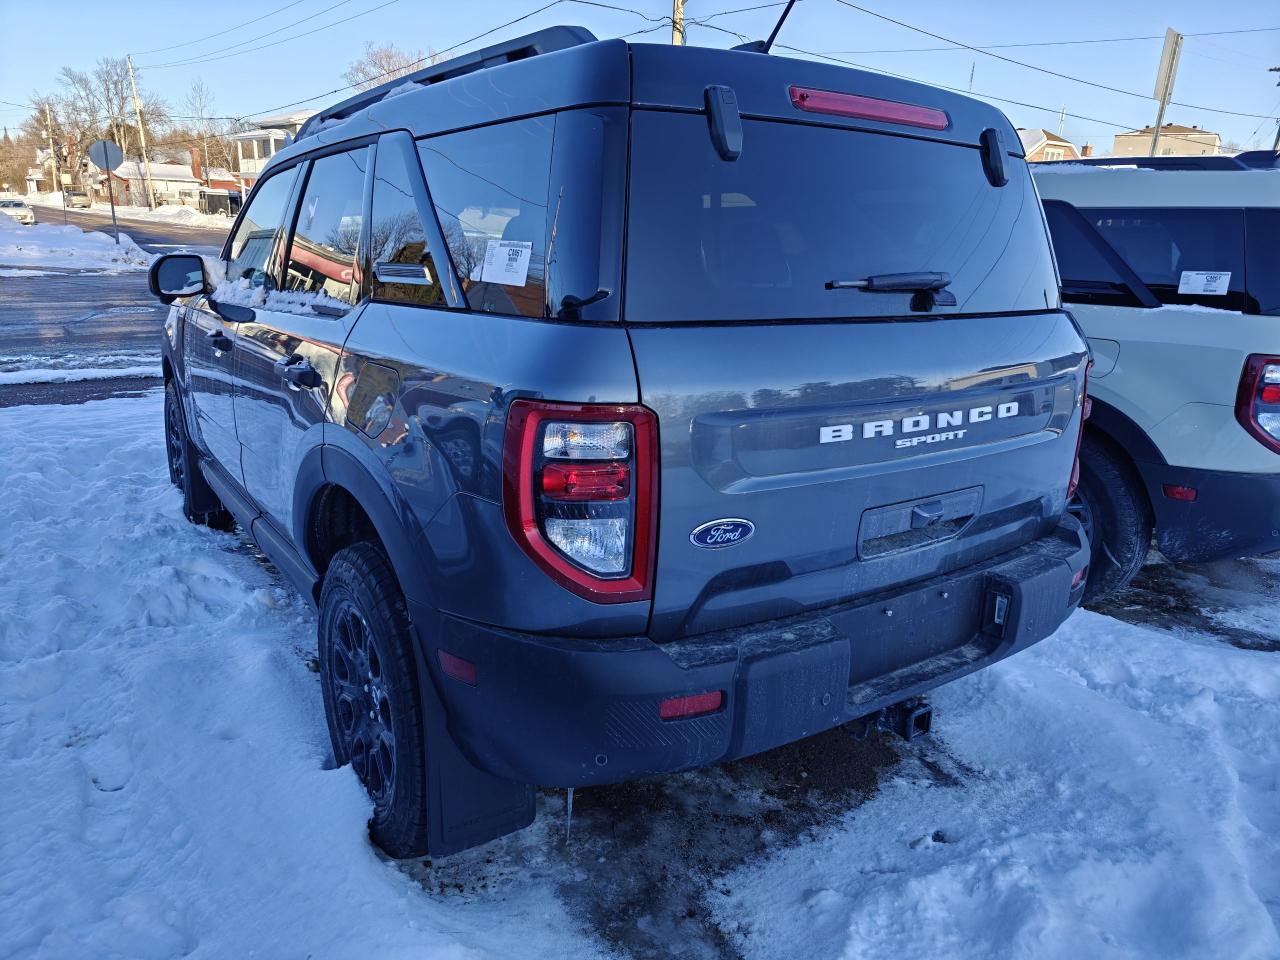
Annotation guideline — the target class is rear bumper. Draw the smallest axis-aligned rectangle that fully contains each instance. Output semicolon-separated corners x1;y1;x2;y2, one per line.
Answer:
1138;463;1280;563
416;514;1088;788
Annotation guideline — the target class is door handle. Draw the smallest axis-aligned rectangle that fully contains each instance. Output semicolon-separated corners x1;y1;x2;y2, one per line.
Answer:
206;329;233;352
273;355;323;390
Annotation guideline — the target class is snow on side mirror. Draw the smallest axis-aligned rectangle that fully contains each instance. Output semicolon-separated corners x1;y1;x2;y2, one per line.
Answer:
149;254;210;304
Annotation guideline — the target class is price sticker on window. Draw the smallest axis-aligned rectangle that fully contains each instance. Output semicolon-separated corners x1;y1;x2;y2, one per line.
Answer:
1177;271;1231;295
479;239;533;287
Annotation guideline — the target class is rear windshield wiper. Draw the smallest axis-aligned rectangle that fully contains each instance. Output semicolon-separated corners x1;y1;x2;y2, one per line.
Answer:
825;271;957;310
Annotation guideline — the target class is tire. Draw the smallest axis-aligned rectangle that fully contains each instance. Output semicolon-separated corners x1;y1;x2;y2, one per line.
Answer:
165;381;233;529
1068;433;1154;604
318;542;430;859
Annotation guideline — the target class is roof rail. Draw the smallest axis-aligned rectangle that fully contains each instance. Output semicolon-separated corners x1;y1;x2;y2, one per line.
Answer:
1032;154;1272;172
295;25;598;141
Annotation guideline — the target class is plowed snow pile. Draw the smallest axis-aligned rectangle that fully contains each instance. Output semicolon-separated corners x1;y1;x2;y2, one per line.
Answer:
0;392;1276;959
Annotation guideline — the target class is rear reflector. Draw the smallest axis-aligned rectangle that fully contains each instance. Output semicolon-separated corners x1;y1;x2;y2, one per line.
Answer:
1162;484;1198;502
659;691;723;721
789;85;949;130
1071;567;1086;588
438;650;477;686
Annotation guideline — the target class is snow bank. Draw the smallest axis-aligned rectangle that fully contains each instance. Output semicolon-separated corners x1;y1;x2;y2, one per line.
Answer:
0;216;151;270
714;611;1280;959
27;193;232;230
0;394;586;959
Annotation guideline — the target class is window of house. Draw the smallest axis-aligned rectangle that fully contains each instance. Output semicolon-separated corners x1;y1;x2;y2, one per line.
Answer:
368;139;441;307
417;117;553;319
281;147;370;315
225;167;298;288
1043;147;1065;161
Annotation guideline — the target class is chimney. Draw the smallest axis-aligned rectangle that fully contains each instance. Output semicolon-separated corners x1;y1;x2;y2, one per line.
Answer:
1081;142;1093;157
190;146;204;184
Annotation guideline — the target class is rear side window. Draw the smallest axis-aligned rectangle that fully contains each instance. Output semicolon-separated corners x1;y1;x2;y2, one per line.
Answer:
369;140;441;307
1042;200;1158;308
418;117;553;319
1079;207;1246;310
282;147;369;314
226;169;297;287
624;111;1058;322
1246;208;1280;316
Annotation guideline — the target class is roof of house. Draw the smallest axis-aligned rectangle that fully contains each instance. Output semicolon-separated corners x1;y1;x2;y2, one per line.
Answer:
1016;128;1078;155
249;109;318;129
204;167;237;181
113;161;200;183
1117;123;1220;138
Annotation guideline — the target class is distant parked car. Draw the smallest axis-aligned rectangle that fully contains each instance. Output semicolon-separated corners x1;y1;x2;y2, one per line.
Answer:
64;190;92;208
0;199;35;225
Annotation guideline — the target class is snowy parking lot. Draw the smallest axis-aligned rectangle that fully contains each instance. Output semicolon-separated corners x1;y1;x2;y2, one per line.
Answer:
1;391;1277;959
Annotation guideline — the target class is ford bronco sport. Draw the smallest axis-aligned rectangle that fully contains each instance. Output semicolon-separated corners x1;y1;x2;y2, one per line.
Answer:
148;27;1090;858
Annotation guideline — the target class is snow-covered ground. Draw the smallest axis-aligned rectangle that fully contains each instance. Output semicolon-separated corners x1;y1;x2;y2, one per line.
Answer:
28;192;233;230
0;215;151;271
1;393;1277;959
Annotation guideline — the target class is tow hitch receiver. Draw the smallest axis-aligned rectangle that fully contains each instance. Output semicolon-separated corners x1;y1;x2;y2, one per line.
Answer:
849;698;934;742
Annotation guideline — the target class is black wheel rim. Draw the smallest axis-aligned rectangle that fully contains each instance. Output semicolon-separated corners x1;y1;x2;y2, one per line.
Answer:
329;601;396;807
165;393;185;490
1067;489;1095;549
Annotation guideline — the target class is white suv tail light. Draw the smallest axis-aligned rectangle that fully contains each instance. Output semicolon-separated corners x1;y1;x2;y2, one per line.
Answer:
1236;356;1280;454
503;401;658;603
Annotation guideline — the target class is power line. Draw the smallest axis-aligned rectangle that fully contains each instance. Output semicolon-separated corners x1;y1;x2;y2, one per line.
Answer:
818;26;1280;56
827;1;1279;120
132;0;316;56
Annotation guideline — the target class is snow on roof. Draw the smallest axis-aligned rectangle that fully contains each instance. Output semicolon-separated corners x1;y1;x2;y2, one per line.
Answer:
113;161;199;183
1118;123;1220;137
1016;128;1076;154
249;109;318;128
204;167;237;181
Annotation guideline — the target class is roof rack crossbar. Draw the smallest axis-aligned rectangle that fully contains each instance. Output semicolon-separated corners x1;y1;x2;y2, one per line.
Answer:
296;25;597;141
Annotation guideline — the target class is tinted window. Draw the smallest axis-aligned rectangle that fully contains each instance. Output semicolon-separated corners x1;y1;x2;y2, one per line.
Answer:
1246;208;1280;316
282;148;369;314
1080;207;1246;310
369;139;441;307
1042;200;1156;308
625;111;1058;322
418;117;553;319
226;168;296;287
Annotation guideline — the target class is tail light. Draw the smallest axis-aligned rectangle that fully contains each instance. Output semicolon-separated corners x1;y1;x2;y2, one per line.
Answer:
1068;364;1092;500
789;86;949;130
503;400;658;603
1236;355;1280;454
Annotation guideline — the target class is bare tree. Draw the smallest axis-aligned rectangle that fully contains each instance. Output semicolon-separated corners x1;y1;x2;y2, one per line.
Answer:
342;42;436;90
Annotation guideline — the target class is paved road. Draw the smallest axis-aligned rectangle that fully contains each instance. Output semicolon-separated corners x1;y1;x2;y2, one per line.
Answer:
32;204;229;255
1;206;227;406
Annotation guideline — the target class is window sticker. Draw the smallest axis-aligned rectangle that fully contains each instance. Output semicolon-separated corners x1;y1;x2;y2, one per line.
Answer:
479;239;532;287
1177;271;1231;295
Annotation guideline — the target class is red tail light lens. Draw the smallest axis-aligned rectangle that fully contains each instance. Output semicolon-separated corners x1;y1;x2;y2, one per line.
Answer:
659;691;723;721
1236;355;1280;454
789;85;949;130
503;400;658;603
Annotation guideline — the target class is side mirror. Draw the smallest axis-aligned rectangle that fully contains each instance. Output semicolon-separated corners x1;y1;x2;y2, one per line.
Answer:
148;253;210;304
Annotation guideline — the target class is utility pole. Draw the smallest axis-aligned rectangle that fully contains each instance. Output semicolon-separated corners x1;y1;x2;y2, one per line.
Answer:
43;102;66;224
671;0;684;45
1058;104;1066;137
126;54;157;209
1270;67;1279;151
968;61;975;92
1150;28;1183;157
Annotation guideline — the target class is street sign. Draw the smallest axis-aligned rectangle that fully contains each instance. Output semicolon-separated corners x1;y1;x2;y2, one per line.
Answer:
86;139;124;245
87;139;124;172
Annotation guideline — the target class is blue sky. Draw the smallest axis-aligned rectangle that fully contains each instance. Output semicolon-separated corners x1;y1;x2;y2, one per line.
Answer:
2;0;1277;151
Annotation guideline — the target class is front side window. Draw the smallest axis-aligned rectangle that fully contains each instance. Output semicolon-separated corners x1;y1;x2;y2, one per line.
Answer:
418;117;553;319
1080;206;1246;309
225;168;297;288
282;147;369;315
369;140;441;307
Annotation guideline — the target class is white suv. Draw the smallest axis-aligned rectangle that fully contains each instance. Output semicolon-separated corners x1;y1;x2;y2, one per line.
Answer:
1033;154;1280;600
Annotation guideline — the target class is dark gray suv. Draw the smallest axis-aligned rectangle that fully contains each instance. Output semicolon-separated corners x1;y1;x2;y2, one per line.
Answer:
148;27;1090;859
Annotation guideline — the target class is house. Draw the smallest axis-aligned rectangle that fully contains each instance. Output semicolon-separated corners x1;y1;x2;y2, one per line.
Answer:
230;109;317;189
188;148;239;192
109;160;201;207
1016;129;1082;162
1112;123;1220;157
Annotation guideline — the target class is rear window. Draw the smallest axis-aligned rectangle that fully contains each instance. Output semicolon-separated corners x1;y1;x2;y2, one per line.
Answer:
1246;208;1280;316
1078;207;1246;310
624;111;1058;322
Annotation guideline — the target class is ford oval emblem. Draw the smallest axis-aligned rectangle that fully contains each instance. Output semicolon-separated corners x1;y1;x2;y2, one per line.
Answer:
690;518;755;549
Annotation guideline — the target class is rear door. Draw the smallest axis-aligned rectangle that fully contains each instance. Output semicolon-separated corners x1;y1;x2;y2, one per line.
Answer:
233;145;372;535
623;109;1086;640
184;167;298;480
